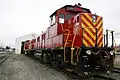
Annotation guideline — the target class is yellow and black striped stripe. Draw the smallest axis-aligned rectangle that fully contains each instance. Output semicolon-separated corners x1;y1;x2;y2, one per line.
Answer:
81;13;103;47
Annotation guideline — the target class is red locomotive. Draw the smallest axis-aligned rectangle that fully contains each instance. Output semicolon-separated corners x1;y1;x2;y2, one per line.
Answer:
22;3;115;76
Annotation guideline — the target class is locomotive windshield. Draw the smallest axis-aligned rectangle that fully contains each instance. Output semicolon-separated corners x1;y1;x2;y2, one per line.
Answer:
66;14;73;20
65;7;91;20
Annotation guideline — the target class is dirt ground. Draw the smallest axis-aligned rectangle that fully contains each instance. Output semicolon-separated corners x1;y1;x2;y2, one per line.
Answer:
114;55;120;68
0;54;68;80
0;53;120;80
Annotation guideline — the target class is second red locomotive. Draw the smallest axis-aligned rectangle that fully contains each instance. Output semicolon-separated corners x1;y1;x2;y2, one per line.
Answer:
22;3;115;76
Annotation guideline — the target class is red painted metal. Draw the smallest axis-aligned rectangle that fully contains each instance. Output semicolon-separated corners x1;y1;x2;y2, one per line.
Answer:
24;40;30;50
31;39;36;49
24;4;103;51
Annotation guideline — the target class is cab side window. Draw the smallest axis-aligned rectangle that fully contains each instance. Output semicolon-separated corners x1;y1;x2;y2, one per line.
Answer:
51;15;56;25
59;14;64;23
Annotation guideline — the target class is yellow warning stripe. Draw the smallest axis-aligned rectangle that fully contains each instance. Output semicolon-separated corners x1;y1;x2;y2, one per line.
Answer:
84;14;92;22
98;28;103;36
84;13;99;25
82;23;96;40
96;20;103;29
84;13;96;25
82;13;103;47
83;39;89;47
96;17;103;47
96;16;101;22
99;41;103;47
81;16;94;29
83;33;95;46
97;28;103;47
95;17;101;26
97;34;103;44
82;14;96;47
84;13;92;21
84;28;96;41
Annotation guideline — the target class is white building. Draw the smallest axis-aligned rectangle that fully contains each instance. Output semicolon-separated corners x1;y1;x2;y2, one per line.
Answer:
0;42;5;48
15;33;38;54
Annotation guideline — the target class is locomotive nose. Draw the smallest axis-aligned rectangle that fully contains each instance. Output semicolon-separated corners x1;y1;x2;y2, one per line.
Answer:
96;50;110;67
87;50;113;75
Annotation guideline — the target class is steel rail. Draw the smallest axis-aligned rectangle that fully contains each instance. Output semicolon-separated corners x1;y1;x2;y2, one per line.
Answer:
0;54;10;64
92;75;116;80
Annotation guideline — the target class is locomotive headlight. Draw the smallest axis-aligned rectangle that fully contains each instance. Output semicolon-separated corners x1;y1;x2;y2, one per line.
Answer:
92;15;96;23
86;50;91;55
110;51;114;55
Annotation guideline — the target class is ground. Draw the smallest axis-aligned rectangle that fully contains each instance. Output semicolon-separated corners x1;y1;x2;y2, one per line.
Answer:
0;54;69;80
0;53;120;80
114;55;120;68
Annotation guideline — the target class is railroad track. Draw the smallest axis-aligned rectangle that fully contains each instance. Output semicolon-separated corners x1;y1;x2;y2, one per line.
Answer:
91;67;120;80
61;70;117;80
55;66;120;80
113;67;120;73
27;55;120;80
59;67;120;80
0;53;10;64
92;75;116;80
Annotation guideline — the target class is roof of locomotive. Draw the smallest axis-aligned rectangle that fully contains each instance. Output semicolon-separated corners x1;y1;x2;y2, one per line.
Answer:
50;4;91;17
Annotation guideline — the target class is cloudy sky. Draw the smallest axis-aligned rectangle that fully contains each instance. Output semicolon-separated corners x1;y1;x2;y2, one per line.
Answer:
0;0;120;47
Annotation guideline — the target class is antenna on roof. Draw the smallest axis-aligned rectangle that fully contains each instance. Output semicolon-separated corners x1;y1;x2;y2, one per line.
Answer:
74;3;82;7
74;4;77;6
78;3;82;6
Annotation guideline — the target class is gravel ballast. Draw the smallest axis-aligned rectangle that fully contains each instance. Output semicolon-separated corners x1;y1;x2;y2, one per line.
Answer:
0;54;68;80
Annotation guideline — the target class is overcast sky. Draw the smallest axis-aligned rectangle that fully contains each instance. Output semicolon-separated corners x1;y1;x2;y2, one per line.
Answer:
0;0;120;47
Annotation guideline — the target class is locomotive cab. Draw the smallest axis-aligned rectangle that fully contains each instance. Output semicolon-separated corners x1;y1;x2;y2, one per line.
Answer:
49;4;91;35
50;4;91;24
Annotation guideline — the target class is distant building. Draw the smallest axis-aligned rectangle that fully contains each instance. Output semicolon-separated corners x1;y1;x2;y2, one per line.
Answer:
115;45;120;52
15;33;38;54
0;42;5;48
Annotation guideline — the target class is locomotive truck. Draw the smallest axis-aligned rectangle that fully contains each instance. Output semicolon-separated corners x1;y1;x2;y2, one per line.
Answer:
21;3;115;76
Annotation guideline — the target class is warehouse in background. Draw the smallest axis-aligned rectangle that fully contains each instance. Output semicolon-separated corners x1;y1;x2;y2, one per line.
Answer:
15;33;38;54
